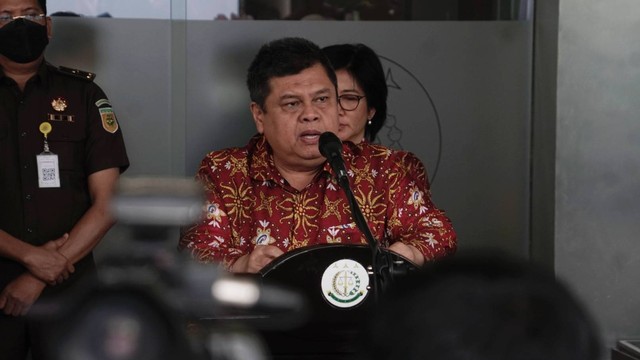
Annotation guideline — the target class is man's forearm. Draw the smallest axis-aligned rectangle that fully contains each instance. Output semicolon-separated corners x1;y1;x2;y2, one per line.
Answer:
57;167;120;265
0;230;32;264
57;201;115;265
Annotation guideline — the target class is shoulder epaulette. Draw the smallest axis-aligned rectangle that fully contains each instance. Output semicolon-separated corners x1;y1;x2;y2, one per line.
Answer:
57;66;96;81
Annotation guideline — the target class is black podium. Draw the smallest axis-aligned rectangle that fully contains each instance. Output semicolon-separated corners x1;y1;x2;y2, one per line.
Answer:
612;340;640;360
256;243;417;359
200;244;416;359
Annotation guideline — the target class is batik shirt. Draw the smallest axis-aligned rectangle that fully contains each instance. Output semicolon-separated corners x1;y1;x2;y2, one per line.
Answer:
179;135;456;270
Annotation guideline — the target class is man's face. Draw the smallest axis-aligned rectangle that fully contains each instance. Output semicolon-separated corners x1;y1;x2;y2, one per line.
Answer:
251;63;340;171
0;0;51;65
0;0;45;22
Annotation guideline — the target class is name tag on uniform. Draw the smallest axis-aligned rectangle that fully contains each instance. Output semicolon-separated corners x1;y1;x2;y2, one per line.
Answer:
37;153;61;188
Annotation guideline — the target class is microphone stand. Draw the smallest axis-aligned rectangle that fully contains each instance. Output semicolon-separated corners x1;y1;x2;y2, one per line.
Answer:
320;132;406;304
335;175;393;305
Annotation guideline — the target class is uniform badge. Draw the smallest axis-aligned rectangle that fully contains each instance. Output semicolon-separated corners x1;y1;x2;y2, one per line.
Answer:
47;114;75;123
99;107;119;133
51;97;67;112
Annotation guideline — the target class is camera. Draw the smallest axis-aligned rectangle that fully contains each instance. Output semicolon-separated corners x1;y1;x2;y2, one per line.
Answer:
43;177;304;360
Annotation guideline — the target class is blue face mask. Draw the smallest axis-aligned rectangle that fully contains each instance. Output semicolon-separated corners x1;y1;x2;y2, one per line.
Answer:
0;18;49;64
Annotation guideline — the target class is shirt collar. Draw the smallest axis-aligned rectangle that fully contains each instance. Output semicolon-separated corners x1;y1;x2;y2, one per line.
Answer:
247;134;337;186
0;59;48;88
36;60;50;87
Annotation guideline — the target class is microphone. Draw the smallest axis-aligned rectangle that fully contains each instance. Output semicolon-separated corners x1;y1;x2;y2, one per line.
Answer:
319;131;385;302
319;132;348;184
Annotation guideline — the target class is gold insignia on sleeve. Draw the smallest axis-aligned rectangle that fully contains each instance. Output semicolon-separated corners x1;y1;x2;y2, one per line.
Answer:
51;97;67;112
99;107;119;133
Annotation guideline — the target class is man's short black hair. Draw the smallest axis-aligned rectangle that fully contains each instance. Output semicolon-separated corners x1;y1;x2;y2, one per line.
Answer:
246;37;337;111
38;0;47;14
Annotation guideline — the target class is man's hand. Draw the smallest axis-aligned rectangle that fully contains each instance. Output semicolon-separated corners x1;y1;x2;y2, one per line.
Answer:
22;234;75;285
231;245;284;273
0;273;46;316
388;242;425;266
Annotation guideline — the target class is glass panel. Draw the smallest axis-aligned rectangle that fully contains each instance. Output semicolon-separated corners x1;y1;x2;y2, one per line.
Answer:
47;0;172;18
239;0;534;21
183;20;534;255
187;0;240;20
46;0;240;20
46;0;533;21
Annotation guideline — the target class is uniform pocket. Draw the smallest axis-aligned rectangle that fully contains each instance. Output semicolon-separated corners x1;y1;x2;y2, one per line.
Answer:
47;124;85;171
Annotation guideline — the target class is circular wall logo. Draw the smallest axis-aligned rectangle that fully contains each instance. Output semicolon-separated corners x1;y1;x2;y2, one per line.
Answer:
379;56;442;185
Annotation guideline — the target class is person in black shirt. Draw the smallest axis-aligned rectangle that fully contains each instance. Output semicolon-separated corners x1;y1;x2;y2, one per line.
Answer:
0;1;129;358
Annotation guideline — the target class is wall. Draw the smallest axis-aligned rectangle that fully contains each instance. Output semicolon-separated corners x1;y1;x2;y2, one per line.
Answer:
47;18;175;176
555;0;640;350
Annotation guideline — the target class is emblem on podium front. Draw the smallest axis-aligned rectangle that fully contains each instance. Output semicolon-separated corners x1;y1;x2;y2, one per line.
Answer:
321;259;370;309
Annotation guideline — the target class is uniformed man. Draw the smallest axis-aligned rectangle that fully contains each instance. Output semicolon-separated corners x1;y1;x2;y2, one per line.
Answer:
0;0;129;358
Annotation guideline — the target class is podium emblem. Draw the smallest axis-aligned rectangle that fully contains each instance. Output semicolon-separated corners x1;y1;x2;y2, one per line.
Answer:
321;259;370;308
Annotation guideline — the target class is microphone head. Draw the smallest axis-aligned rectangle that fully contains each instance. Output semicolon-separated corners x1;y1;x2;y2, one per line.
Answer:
319;132;342;159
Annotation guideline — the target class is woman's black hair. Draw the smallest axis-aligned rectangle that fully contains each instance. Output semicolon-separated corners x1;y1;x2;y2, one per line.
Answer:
323;43;387;142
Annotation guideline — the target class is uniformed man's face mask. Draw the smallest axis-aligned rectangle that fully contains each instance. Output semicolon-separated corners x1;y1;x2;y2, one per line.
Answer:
0;18;49;64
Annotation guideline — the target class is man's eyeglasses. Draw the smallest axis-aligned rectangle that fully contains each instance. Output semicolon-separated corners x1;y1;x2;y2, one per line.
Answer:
0;14;47;26
338;94;366;111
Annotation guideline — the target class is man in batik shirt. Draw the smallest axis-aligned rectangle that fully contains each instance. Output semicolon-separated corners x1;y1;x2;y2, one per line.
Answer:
179;37;456;273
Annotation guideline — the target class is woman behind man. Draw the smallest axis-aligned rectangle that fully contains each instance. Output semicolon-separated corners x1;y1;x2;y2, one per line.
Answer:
322;43;387;144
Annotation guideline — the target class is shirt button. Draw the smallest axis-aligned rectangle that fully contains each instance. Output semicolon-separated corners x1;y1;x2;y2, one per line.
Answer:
21;132;27;137
23;164;29;169
27;228;33;233
25;194;32;200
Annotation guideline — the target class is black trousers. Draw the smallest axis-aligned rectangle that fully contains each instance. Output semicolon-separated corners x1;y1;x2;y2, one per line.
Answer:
0;264;97;360
0;312;56;360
